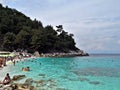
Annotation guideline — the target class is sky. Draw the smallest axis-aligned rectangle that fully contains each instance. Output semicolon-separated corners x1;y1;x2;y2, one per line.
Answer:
0;0;120;54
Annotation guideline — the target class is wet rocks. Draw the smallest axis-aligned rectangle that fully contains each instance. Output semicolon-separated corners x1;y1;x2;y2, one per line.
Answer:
0;84;16;90
34;80;45;87
12;78;35;90
16;83;35;90
2;86;13;90
12;75;26;81
25;78;33;85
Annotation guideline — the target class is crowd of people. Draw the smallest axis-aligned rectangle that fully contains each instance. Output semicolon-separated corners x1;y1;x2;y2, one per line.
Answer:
0;51;34;85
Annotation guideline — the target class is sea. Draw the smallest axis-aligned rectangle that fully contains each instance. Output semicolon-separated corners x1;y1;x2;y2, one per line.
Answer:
0;54;120;90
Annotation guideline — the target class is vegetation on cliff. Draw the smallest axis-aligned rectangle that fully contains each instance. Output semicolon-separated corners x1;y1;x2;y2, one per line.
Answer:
0;4;80;53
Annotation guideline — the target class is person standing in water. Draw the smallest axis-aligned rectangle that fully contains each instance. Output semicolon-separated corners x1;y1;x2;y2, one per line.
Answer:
13;60;15;66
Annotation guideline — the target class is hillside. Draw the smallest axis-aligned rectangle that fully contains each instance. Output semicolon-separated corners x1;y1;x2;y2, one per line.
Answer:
0;4;85;54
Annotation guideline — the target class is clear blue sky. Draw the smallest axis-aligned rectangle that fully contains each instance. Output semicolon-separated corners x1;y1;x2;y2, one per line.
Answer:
0;0;120;54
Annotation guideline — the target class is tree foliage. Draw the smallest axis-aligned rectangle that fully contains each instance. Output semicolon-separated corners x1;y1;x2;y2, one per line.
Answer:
0;4;79;53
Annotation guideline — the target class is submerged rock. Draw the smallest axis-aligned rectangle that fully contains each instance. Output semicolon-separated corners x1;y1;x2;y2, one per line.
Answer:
71;67;120;77
16;83;35;90
34;80;45;84
25;78;33;85
47;79;56;88
78;77;90;82
38;74;46;78
89;81;100;85
12;75;26;81
56;88;68;90
33;80;45;87
47;79;55;83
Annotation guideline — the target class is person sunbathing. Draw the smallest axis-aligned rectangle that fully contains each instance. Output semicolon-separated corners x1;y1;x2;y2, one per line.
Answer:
0;73;11;85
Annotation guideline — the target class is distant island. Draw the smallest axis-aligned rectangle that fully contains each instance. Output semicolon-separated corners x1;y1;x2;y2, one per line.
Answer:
0;4;88;56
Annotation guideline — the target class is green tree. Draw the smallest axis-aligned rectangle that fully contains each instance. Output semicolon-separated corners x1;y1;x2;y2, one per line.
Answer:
15;27;32;49
31;28;46;52
2;32;16;51
0;4;79;53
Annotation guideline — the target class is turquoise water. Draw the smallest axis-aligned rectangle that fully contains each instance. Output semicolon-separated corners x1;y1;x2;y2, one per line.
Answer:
0;54;120;90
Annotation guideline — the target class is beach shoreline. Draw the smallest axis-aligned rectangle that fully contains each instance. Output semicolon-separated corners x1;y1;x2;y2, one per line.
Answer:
40;52;89;57
0;51;89;90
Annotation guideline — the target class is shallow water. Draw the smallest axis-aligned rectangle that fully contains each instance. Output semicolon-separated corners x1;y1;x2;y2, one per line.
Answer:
0;54;120;90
